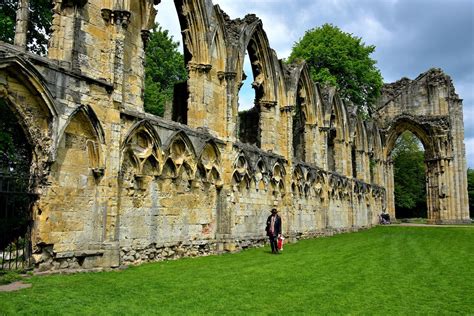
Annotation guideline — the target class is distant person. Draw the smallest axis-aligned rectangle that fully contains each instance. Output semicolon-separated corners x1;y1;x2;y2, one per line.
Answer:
265;208;282;254
380;212;391;224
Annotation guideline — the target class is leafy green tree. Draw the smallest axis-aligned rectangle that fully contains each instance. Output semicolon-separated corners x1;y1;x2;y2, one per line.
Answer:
288;23;383;114
467;168;474;218
0;99;31;176
144;24;187;117
392;131;426;218
0;0;16;44
0;0;52;55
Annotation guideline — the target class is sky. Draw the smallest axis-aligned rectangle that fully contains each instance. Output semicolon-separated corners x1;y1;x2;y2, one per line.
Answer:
155;0;474;166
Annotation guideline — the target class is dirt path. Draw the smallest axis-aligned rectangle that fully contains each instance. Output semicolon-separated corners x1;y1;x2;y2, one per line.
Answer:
389;223;473;228
0;281;32;292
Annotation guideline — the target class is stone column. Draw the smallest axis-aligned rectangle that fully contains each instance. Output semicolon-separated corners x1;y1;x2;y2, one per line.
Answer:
319;127;330;170
14;0;29;48
449;98;470;222
305;123;318;164
186;63;212;128
280;105;294;161
258;101;277;152
385;159;395;218
110;10;131;107
334;139;345;174
426;161;441;224
356;150;367;182
217;71;238;141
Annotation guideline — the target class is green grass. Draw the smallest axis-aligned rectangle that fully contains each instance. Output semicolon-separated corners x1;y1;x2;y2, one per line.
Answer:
0;271;22;285
399;217;428;224
1;226;473;315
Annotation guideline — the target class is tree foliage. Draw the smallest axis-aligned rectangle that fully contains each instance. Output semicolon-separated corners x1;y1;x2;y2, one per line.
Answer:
288;23;383;114
467;168;474;218
144;24;187;117
0;0;52;55
392;132;426;218
0;0;16;44
0;99;31;176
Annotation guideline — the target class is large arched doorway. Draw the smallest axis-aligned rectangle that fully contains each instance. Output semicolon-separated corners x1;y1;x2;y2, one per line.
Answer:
383;116;459;224
390;131;427;221
0;99;35;270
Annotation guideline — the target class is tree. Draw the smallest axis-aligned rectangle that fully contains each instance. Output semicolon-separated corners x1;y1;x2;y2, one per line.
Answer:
288;23;383;114
144;24;187;117
467;168;474;219
392;131;426;218
0;0;17;44
0;0;52;55
0;99;31;177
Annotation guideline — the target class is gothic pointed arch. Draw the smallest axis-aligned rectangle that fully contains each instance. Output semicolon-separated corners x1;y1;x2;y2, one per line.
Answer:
324;92;349;141
197;139;222;185
254;156;269;190
121;120;163;176
323;88;349;173
232;151;251;175
164;130;197;179
287;62;322;162
174;0;213;66
287;62;320;125
366;124;384;186
383;115;434;159
231;151;252;189
53;108;107;192
291;164;306;197
271;161;286;194
59;105;105;144
209;10;227;72
350;119;369;181
57;105;106;174
239;20;278;106
0;56;59;119
0;56;59;162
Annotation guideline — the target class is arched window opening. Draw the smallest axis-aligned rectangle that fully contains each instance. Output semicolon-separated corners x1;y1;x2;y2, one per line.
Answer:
327;112;336;172
0;99;34;269
391;131;427;221
351;145;357;178
145;2;187;121
369;156;375;184
238;41;263;147
293;82;306;162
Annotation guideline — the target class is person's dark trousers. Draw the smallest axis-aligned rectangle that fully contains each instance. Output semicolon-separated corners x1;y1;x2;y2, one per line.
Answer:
269;234;278;253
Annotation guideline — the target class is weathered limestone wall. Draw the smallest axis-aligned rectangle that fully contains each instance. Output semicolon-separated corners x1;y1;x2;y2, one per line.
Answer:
0;0;468;272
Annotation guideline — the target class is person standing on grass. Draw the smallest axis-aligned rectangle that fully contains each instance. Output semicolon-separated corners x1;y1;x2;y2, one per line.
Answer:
265;208;282;254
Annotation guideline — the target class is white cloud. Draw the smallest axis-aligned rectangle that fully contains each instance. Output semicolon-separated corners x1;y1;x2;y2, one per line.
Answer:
155;0;182;45
343;15;393;46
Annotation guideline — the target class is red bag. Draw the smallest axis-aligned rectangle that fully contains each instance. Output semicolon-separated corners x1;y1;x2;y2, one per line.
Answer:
277;235;284;251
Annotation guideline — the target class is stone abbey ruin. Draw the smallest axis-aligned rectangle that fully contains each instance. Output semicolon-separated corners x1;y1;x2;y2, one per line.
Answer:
0;0;470;271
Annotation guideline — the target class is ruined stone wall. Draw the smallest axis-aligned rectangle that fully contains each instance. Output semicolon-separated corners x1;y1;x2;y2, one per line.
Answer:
376;69;470;223
0;0;468;272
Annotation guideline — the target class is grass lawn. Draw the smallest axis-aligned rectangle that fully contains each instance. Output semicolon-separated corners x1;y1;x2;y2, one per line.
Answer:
1;226;473;315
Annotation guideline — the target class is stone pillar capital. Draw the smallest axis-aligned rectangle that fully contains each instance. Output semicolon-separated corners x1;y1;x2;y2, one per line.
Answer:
280;105;294;113
258;100;277;109
188;63;212;73
217;71;237;81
